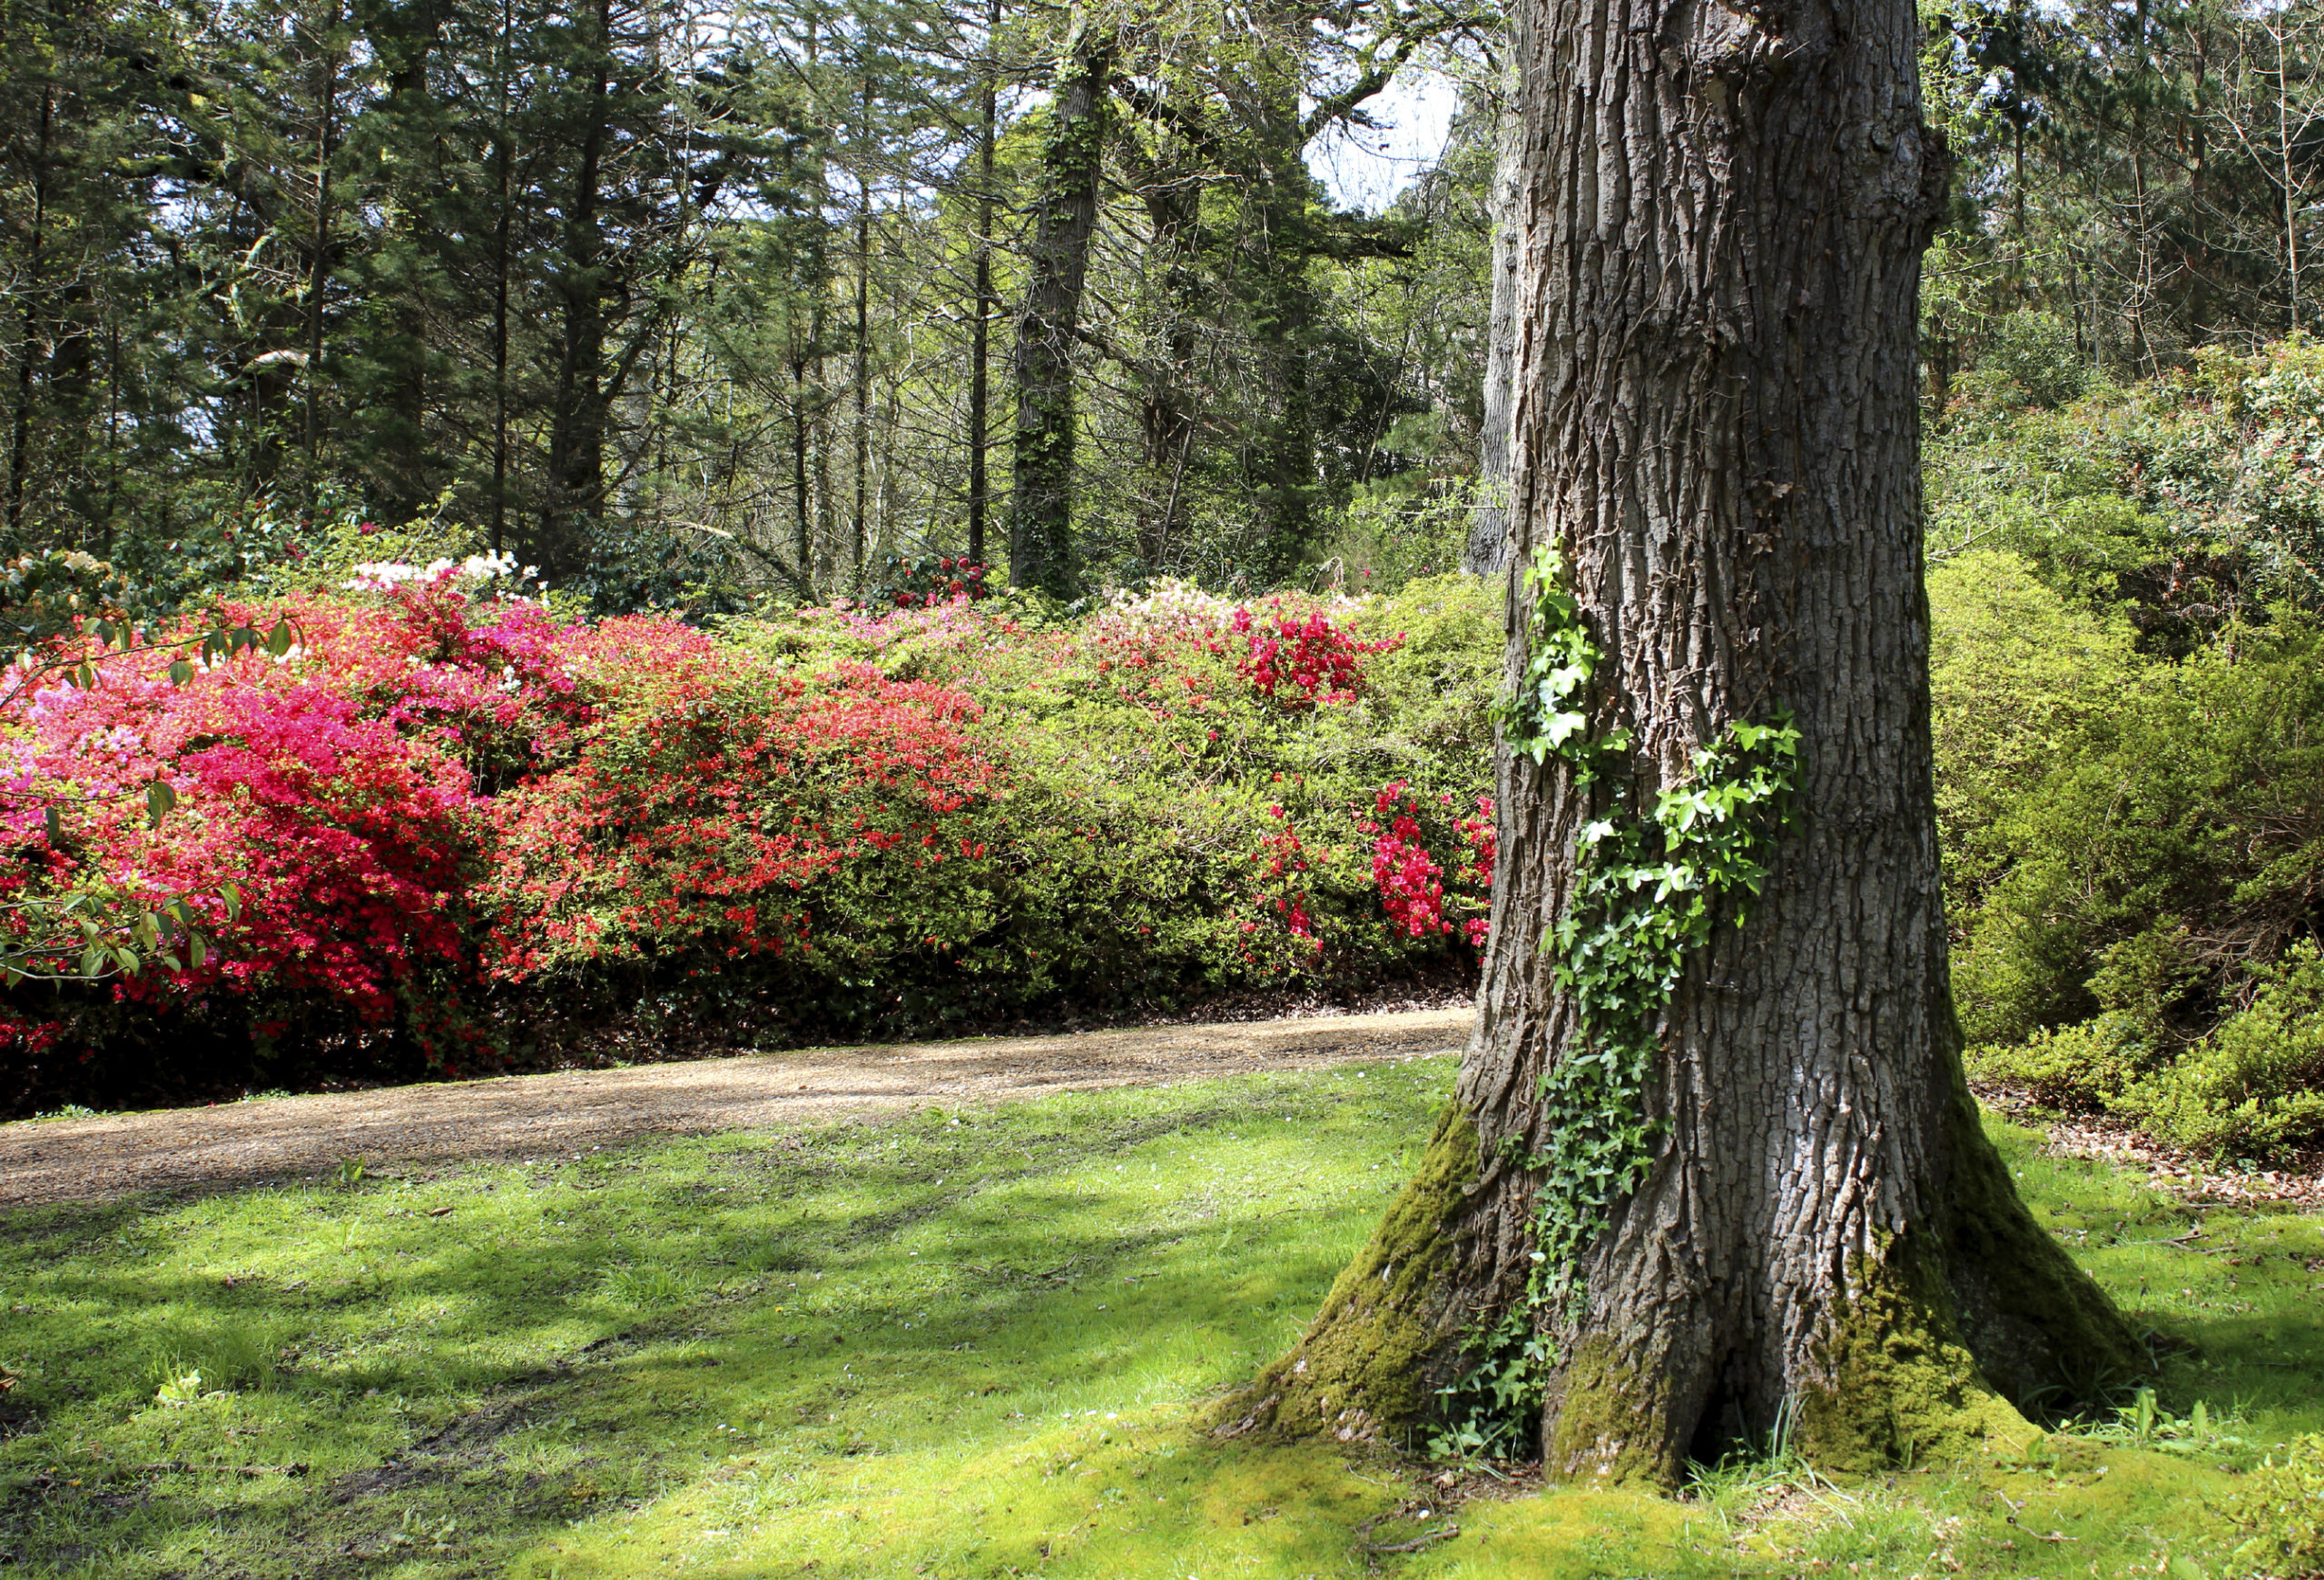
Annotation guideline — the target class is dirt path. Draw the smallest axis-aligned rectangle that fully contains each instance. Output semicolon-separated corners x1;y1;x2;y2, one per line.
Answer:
0;1008;1472;1209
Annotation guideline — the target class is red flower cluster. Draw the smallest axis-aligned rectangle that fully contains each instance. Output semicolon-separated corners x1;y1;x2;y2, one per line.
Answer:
483;660;1002;977
1249;809;1318;947
1361;782;1495;944
1228;604;1397;708
871;553;990;610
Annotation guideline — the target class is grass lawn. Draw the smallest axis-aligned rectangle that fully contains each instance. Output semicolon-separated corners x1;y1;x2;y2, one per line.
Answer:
3;1054;2321;1578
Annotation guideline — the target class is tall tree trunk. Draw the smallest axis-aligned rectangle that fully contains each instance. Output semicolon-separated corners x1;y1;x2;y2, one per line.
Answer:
852;74;873;584
1008;25;1112;598
1137;158;1199;568
543;0;614;574
1219;0;2145;1483
363;0;450;518
792;339;816;597
304;1;341;467
965;0;999;570
488;0;516;555
5;84;53;538
1246;49;1318;583
1462;90;1521;578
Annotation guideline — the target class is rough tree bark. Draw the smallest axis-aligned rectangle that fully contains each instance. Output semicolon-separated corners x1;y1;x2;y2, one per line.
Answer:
542;0;615;575
1217;0;2146;1482
1462;91;1520;578
1008;25;1113;598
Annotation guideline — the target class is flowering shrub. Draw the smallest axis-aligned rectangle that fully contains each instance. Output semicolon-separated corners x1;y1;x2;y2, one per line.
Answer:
483;660;1006;983
1364;782;1494;945
1229;602;1398;707
865;551;990;610
0;574;611;1071
0;568;1503;1113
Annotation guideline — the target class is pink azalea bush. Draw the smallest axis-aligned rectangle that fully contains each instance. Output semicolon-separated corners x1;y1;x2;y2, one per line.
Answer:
0;567;1502;1111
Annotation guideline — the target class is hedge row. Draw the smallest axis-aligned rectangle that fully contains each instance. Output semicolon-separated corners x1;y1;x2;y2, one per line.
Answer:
0;569;1501;1113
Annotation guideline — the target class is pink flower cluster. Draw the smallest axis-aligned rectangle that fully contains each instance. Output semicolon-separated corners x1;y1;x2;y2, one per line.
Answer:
0;569;714;1060
1228;605;1398;708
1361;782;1495;945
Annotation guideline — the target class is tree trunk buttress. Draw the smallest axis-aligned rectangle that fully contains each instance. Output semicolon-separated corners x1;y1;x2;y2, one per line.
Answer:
1219;0;2146;1482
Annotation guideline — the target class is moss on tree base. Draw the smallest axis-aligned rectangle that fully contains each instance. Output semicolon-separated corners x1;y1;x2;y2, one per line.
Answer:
1934;1075;2152;1407
1794;1233;2042;1473
1208;1105;1480;1446
1541;1337;1679;1483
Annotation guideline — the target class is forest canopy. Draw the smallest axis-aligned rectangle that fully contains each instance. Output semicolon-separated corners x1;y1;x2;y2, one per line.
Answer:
0;0;1504;607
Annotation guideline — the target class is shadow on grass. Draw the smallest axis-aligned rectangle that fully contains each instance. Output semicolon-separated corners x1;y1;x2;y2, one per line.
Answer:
0;1064;1443;1577
1;1078;2318;1580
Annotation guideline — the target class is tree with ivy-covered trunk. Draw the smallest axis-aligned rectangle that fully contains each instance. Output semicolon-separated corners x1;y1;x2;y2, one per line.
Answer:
1216;0;2148;1483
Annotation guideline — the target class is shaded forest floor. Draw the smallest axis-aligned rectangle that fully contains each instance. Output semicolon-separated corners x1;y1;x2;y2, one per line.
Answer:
3;1055;2319;1578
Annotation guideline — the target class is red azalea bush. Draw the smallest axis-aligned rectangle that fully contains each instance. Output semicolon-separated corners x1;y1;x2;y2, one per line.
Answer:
1230;601;1398;707
0;568;1502;1113
865;551;990;610
1364;781;1495;945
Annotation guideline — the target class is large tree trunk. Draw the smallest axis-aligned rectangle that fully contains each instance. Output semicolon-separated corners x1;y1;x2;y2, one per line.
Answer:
1136;159;1200;569
1007;25;1112;598
1462;92;1520;578
1218;0;2146;1482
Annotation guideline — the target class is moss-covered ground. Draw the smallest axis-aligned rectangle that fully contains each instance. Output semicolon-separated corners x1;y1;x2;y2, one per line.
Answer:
2;1055;2319;1578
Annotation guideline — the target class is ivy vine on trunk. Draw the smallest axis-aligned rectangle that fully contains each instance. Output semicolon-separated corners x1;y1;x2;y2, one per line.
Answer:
1214;0;2148;1482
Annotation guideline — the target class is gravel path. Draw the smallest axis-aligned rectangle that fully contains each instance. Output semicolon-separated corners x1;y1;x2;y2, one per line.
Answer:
0;1007;1472;1209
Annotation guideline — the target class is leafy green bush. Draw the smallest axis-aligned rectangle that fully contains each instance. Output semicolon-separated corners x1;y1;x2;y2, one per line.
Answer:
1934;544;2324;1159
2132;946;2324;1161
1928;337;2324;640
1949;310;2093;411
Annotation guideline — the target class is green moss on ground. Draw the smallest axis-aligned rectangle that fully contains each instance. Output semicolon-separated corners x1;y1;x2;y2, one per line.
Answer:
1211;1104;1477;1444
0;1067;2317;1579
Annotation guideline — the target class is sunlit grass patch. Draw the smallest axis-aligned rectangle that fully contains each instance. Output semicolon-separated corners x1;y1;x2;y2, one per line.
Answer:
0;1068;2318;1579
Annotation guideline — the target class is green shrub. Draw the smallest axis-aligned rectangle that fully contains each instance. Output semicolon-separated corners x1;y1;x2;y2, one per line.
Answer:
1951;310;2093;410
2127;946;2324;1160
1928;336;2324;635
1965;1014;2153;1111
1928;549;2142;902
1933;544;2324;1159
